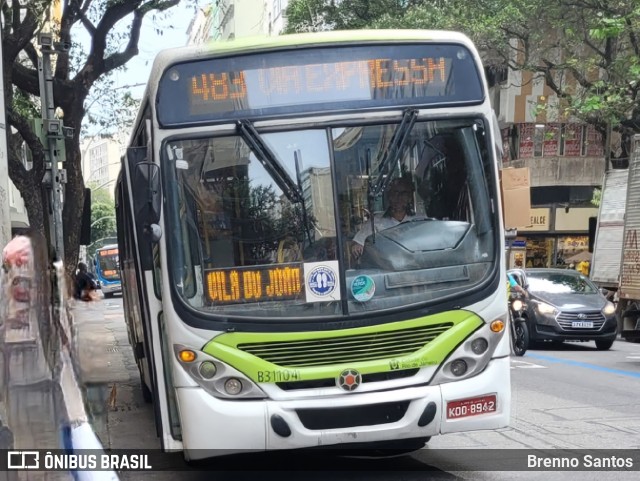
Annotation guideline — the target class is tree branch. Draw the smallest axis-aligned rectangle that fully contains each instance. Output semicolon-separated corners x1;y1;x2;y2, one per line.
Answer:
23;43;39;70
11;63;40;97
6;109;45;176
79;0;180;84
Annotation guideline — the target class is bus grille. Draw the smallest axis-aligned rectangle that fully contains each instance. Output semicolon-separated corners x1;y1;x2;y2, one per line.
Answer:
296;401;410;430
236;323;453;368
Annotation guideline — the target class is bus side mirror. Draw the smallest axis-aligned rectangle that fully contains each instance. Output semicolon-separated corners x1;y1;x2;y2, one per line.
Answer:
129;153;162;242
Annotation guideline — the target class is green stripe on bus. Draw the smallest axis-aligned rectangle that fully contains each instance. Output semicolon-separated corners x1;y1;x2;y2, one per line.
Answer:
201;310;483;382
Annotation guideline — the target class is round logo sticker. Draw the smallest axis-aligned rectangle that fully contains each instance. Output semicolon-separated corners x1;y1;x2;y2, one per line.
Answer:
307;265;337;297
351;275;375;302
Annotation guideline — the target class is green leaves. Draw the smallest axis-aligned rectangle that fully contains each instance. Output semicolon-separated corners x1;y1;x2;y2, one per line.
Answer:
590;16;626;40
285;0;640;140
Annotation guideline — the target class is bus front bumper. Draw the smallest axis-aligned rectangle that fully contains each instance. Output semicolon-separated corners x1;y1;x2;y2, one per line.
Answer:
176;357;510;459
101;282;121;295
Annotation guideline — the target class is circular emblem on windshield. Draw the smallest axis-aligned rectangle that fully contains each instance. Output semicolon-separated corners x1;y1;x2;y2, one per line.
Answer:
307;265;337;297
337;369;362;391
351;275;375;302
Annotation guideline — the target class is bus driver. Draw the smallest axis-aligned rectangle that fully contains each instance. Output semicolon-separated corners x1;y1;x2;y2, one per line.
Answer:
351;176;416;259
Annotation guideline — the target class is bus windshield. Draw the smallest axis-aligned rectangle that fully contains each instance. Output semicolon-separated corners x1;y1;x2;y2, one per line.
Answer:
97;249;120;281
164;117;496;319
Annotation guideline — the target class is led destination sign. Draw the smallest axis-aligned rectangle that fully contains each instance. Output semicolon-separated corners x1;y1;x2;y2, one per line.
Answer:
206;264;302;304
189;57;449;111
157;44;483;125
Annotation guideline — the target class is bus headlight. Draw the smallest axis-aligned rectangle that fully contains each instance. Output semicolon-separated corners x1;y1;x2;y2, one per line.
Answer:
470;338;489;355
450;359;468;377
430;320;506;385
224;378;243;395
198;361;217;379
173;344;266;399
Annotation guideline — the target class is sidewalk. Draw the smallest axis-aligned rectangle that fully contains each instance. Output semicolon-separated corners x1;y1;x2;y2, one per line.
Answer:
69;297;158;450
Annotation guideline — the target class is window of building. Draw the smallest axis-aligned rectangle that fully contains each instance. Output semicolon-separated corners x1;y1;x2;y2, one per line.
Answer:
533;124;544;157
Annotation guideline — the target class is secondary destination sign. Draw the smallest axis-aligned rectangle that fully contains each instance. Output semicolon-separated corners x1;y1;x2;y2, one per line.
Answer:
205;264;303;304
157;44;483;125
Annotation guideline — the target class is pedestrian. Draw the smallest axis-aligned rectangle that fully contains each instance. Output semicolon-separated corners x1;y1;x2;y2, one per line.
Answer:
75;262;98;301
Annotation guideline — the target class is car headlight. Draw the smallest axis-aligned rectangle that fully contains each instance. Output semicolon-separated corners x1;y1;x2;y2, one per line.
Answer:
603;302;616;315
536;301;557;315
174;344;266;399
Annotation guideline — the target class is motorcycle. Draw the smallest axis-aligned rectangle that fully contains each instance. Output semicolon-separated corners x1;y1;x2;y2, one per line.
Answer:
509;291;529;356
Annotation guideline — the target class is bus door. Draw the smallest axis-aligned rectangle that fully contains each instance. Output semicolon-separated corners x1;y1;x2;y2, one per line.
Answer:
121;146;181;450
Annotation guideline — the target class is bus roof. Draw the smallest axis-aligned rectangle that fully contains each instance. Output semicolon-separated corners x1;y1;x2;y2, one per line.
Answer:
151;29;474;76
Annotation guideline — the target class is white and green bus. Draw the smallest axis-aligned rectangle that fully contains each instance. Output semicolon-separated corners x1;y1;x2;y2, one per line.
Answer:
115;30;510;459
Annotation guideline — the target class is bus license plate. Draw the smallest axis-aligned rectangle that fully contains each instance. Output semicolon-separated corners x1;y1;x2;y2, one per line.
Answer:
447;394;497;419
572;321;593;328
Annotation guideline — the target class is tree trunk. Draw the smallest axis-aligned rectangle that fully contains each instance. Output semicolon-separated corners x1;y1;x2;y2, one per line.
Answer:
21;179;46;238
62;135;85;281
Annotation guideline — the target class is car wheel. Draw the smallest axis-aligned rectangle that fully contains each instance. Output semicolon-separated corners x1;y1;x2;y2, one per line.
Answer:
595;339;614;350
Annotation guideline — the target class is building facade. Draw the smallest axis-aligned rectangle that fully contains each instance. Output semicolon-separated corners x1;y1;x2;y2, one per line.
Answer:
187;1;289;43
494;67;603;269
80;136;126;200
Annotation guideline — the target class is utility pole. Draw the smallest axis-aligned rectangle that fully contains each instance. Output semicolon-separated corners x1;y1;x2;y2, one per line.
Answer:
37;33;73;262
0;28;11;250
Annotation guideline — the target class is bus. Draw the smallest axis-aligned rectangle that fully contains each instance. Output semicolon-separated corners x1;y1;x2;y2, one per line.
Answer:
115;30;510;459
93;244;121;298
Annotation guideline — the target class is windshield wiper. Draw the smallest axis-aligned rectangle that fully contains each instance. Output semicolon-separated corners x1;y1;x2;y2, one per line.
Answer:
237;120;303;204
372;108;418;197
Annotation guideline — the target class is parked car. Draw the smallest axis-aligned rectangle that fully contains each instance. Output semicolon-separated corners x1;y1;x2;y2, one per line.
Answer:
507;268;618;350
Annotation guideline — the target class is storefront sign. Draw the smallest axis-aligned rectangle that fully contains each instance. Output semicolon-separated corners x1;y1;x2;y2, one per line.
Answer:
543;124;559;157
555;207;599;231
519;208;551;232
585;125;604;157
563;123;582;157
518;124;535;158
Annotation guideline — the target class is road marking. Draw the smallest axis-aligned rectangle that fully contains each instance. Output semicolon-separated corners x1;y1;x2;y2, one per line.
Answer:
527;353;640;379
510;360;547;369
626;356;640;360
